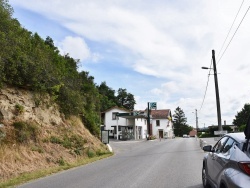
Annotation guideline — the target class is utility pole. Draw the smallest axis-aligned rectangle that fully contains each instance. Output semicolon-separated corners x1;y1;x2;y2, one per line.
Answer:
195;109;198;132
212;50;222;131
147;102;150;136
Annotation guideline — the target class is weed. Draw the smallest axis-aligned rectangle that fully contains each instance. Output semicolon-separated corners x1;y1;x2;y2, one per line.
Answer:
31;145;44;153
57;157;65;166
15;104;24;115
49;136;62;144
87;149;95;158
0;128;6;142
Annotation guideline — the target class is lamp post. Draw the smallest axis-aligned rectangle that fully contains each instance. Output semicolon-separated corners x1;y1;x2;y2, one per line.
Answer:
202;50;222;131
192;109;198;136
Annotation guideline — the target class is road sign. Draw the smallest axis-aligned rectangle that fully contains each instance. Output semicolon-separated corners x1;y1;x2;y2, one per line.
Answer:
150;102;157;109
214;130;227;135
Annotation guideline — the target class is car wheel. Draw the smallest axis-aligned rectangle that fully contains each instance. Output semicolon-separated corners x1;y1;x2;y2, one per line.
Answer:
202;165;209;188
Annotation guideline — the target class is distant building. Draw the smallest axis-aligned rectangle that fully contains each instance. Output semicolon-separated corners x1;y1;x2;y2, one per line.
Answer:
101;106;173;140
189;130;197;137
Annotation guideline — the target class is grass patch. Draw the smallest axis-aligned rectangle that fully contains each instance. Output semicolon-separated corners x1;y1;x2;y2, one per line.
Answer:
0;152;113;188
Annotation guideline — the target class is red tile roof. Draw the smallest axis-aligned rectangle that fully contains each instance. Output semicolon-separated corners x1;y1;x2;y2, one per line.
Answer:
151;109;171;119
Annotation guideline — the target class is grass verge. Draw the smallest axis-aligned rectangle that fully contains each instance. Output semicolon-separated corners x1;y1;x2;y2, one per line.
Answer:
0;152;113;188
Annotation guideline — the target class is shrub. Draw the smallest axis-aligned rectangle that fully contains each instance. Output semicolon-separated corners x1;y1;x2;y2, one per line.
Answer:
87;149;95;158
12;121;39;143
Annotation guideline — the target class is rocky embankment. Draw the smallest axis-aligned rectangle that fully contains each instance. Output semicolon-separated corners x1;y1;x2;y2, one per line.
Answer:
0;86;108;181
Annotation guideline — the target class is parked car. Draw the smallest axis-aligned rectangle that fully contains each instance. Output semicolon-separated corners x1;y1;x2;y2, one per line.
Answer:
202;132;250;188
183;134;189;138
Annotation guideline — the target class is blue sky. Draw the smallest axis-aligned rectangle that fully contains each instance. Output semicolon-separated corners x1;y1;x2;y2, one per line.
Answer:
8;0;250;127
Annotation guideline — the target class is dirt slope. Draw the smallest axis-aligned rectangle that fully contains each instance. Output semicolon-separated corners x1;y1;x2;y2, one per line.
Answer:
0;86;109;181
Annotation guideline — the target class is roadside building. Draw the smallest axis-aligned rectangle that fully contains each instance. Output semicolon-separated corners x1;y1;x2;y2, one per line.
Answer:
150;109;173;139
101;106;173;140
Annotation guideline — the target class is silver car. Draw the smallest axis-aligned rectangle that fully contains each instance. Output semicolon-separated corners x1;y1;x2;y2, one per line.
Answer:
202;132;250;188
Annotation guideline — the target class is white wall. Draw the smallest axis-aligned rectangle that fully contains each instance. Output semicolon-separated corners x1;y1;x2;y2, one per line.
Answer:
104;108;128;131
135;118;148;139
151;119;173;138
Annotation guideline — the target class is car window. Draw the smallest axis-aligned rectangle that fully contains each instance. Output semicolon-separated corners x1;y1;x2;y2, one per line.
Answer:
213;136;228;154
222;138;234;154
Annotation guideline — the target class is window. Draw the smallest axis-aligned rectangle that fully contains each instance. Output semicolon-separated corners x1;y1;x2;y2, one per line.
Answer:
213;137;228;153
156;120;160;126
112;112;118;120
222;138;234;154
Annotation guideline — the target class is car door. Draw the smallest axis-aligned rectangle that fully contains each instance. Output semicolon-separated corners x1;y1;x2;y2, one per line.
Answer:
213;137;235;185
206;136;228;183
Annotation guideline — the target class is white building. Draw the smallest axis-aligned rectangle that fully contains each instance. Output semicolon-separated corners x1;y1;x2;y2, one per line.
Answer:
150;109;173;139
101;106;173;140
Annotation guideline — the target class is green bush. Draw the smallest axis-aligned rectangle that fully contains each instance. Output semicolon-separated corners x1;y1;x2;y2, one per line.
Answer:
12;121;38;143
87;149;95;158
199;133;213;138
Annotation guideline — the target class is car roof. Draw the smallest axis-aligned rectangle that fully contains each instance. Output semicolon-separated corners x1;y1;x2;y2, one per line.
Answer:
226;132;246;143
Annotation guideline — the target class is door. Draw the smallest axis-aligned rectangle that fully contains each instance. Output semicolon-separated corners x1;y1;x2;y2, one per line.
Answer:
207;136;228;183
213;137;235;185
159;130;163;138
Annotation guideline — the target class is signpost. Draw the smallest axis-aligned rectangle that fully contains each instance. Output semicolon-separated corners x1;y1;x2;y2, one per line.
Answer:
101;130;109;144
150;102;157;110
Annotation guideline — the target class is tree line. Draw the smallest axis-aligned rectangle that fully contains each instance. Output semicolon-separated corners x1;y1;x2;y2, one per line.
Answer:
0;0;135;136
172;103;250;137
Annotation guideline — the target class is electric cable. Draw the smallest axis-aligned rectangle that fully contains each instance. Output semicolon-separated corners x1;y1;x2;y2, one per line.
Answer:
199;58;213;111
217;0;245;59
217;4;250;64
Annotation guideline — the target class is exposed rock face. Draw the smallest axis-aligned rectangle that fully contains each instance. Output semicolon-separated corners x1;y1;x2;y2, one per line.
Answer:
0;86;64;126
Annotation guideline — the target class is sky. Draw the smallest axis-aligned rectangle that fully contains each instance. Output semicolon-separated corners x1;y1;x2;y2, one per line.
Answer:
8;0;250;128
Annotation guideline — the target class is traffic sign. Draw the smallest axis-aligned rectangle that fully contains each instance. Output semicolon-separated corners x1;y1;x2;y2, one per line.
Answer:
150;102;157;109
214;130;227;135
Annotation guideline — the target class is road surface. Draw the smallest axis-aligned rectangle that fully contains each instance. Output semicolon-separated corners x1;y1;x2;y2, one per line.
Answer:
18;137;205;188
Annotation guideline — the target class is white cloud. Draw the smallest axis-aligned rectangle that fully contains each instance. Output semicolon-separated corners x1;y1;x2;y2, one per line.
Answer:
57;36;90;61
9;0;250;127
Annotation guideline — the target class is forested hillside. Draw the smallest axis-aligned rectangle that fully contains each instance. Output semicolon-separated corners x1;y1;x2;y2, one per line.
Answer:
0;0;136;136
0;0;135;185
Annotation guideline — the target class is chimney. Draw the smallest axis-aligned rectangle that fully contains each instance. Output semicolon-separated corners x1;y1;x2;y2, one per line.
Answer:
224;120;226;125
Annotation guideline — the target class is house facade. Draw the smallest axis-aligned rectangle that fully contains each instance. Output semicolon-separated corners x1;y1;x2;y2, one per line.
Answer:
101;106;173;140
150;109;173;139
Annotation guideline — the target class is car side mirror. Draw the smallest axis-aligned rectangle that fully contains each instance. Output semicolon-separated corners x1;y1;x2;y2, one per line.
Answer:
203;145;213;152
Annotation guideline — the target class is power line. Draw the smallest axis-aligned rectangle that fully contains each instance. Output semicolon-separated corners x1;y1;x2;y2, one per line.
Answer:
199;58;213;111
217;3;250;64
217;0;245;59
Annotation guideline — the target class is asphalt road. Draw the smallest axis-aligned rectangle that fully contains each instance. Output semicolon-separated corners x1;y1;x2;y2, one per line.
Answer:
17;138;205;188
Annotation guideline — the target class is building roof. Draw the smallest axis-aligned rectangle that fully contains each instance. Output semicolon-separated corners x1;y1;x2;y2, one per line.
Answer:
101;106;131;113
151;109;171;119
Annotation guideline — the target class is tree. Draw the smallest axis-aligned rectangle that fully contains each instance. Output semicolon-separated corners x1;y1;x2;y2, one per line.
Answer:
233;103;250;127
97;82;117;111
173;107;192;136
116;88;136;111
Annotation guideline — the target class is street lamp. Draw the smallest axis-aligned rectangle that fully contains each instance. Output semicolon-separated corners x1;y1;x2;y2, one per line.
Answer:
192;109;198;136
202;50;222;131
